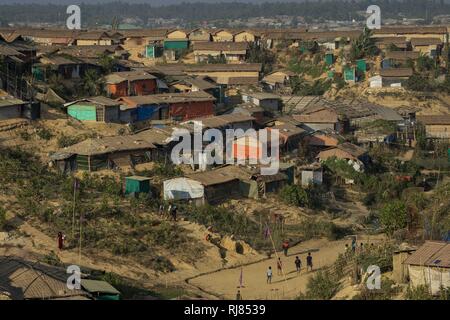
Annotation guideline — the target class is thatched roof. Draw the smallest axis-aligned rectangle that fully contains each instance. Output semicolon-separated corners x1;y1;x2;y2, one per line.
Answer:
0;257;88;300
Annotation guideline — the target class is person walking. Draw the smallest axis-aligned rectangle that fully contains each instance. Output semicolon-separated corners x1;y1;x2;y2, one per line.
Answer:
171;205;178;221
266;266;273;284
295;256;302;275
351;237;357;254
276;258;283;276
236;290;242;300
57;232;65;251
306;252;313;272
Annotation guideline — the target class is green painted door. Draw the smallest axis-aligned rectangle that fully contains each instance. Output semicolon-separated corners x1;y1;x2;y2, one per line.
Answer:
146;45;155;58
68;104;97;121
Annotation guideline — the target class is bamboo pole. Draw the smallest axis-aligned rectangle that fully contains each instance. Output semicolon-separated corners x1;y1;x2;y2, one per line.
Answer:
78;212;83;265
71;181;77;241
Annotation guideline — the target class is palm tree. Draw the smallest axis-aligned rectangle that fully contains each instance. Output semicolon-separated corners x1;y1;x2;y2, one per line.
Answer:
349;27;378;61
82;69;104;96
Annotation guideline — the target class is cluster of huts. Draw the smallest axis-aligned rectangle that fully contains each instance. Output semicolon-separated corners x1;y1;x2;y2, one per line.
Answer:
1;25;449;205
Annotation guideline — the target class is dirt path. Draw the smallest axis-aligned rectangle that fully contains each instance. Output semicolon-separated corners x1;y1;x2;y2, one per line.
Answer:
188;238;347;300
188;235;387;300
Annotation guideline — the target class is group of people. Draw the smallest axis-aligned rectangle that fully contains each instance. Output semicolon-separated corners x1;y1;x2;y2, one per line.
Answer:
158;203;178;221
266;252;313;284
345;239;375;256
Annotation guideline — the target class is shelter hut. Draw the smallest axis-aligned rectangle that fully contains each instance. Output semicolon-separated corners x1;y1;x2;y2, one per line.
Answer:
125;176;151;195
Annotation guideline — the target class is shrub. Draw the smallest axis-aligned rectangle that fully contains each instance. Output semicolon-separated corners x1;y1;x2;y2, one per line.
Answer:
57;135;82;148
405;285;434;300
184;204;259;243
36;128;53;140
303;270;341;299
298;219;352;241
354;277;398;300
41;251;63;267
379;200;407;236
279;185;309;207
151;162;183;178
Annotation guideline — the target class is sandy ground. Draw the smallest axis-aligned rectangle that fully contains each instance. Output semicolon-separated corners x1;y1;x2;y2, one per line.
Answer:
188;236;385;300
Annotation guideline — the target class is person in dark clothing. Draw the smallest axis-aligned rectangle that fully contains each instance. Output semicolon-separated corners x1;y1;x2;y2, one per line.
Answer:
306;252;313;271
171;205;177;221
57;232;64;250
295;256;302;275
351;238;357;254
236;290;242;300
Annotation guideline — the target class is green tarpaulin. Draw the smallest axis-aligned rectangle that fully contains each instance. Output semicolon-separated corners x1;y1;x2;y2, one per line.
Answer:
344;67;355;81
68;104;96;121
356;59;367;72
125;176;151;194
164;40;189;50
325;53;334;66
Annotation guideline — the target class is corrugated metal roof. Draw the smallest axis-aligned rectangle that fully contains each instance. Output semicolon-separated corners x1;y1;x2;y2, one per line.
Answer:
62;136;155;156
380;67;413;78
64;96;120;108
417;115;450;125
105;71;156;84
404;241;450;268
118;91;215;109
194;42;248;52
411;37;443;46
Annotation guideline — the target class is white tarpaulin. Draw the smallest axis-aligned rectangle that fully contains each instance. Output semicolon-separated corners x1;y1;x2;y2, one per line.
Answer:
408;265;450;295
163;178;204;201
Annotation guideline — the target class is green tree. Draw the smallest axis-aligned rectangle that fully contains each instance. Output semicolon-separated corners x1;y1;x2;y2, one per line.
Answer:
379;200;408;236
247;42;276;75
81;69;104;96
98;54;118;74
349;27;378;61
405;73;434;92
279;185;309;207
416;54;436;72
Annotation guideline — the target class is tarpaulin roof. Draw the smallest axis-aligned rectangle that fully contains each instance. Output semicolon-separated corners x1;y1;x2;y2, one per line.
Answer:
163;177;204;200
81;279;120;295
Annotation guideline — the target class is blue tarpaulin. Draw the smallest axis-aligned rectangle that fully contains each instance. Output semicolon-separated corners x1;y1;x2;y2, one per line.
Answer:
137;104;161;121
